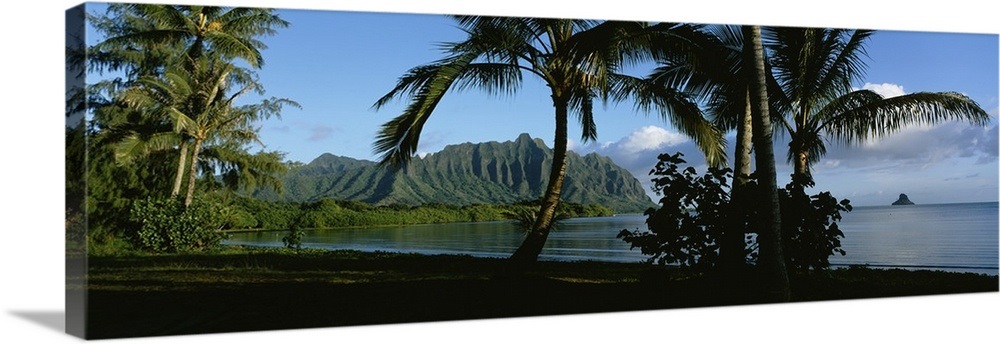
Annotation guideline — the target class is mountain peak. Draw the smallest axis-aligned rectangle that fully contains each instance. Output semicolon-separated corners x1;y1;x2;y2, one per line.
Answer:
259;133;654;213
511;133;549;149
308;152;341;164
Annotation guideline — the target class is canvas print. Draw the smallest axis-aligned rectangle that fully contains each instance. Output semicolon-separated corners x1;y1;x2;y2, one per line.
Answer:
65;2;999;339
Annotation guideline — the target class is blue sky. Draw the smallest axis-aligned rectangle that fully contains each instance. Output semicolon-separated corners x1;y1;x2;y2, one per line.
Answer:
82;3;999;207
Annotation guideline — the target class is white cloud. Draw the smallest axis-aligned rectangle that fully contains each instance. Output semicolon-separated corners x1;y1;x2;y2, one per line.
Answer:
813;122;998;172
861;82;906;98
808;81;998;170
618;126;689;153
571;126;704;200
566;138;578;152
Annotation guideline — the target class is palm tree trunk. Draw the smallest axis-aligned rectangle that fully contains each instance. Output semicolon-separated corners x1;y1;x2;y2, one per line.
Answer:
734;92;754;185
183;138;203;207
171;140;189;197
794;150;809;180
510;95;570;264
719;90;754;272
743;25;790;302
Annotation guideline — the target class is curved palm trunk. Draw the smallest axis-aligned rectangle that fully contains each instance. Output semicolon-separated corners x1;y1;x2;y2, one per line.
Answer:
171;140;189;197
744;25;790;302
183;138;204;207
510;95;570;264
719;91;754;272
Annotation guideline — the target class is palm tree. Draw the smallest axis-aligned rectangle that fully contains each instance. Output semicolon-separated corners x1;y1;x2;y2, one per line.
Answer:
119;55;296;206
373;16;726;263
647;25;757;271
92;4;289;71
647;25;792;272
765;28;990;179
88;3;293;199
83;4;288;111
744;25;790;302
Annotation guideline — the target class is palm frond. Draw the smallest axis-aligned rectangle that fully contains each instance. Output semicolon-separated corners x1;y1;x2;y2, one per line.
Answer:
113;131;181;165
567;20;653;82
217;7;289;38
200;143;288;193
168;108;198;134
822;91;991;144
502;207;569;232
814;30;872;101
609;74;727;167
811;89;884;126
373;53;478;168
203;31;264;68
568;90;598;142
373;30;527;168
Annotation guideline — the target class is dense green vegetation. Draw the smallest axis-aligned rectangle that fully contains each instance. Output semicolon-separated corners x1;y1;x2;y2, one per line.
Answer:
225;197;613;231
129;197;225;252
67;5;293;253
257;134;655;214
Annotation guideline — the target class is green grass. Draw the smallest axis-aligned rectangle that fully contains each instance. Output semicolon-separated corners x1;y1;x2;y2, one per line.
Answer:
83;247;998;339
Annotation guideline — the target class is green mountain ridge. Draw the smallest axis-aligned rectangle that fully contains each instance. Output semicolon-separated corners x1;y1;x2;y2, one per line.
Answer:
257;133;654;213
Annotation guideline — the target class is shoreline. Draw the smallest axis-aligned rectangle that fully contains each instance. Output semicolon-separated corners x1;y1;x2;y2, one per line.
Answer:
216;244;1000;277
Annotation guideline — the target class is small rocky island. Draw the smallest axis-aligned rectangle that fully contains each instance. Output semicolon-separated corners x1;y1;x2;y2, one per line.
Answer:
892;193;915;205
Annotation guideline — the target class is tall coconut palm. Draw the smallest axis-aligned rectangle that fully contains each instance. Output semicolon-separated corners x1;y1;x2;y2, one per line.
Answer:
744;25;790;301
647;25;790;272
373;16;726;264
92;4;289;71
89;3;292;198
647;25;754;271
119;55;296;206
765;28;990;179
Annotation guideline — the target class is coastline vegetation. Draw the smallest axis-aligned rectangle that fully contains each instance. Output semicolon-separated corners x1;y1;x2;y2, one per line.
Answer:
222;197;614;232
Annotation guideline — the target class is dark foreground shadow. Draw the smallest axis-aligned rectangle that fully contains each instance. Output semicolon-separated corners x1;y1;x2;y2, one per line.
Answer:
9;311;65;333
82;251;999;339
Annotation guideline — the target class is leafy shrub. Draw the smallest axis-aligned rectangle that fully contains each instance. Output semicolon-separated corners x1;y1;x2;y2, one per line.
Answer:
282;221;305;249
779;176;852;272
129;197;224;252
617;153;730;269
217;205;259;229
618;152;851;272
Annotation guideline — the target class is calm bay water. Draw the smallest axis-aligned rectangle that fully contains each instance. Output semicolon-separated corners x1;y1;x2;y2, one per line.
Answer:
828;202;998;274
225;202;999;275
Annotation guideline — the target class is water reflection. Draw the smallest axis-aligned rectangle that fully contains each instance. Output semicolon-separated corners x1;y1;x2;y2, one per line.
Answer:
225;215;651;262
226;203;999;274
830;202;998;274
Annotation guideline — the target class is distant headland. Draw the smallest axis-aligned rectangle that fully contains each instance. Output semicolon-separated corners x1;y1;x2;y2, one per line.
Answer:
892;193;915;205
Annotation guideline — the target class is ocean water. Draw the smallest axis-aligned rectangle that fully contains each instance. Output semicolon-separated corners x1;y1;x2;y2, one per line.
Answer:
225;202;999;275
828;202;998;274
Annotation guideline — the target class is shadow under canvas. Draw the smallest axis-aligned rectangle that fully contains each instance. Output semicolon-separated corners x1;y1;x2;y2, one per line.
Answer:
9;311;65;334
